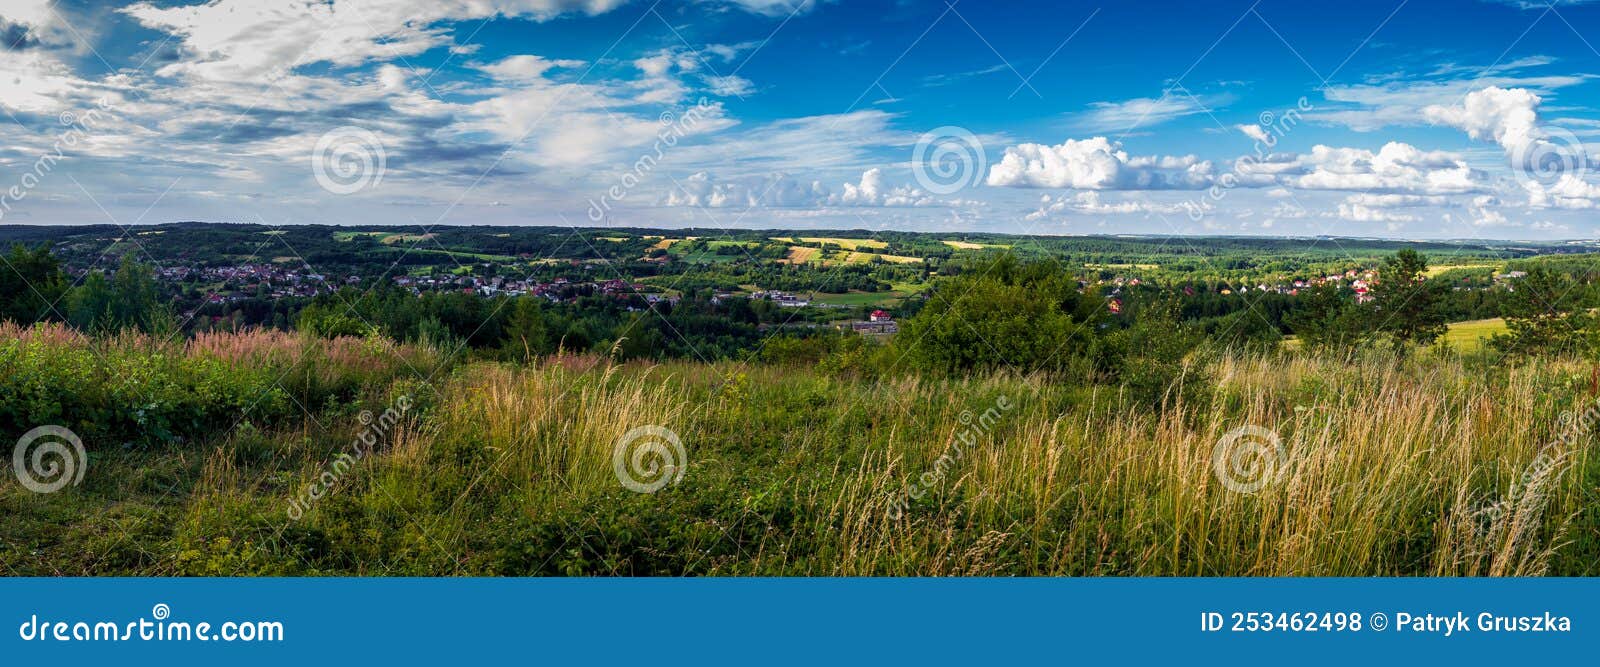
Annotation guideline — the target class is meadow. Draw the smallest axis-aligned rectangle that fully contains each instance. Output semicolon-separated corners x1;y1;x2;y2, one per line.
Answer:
3;321;1595;576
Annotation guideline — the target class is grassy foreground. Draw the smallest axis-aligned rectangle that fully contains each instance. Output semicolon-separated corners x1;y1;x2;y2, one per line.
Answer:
2;324;1598;576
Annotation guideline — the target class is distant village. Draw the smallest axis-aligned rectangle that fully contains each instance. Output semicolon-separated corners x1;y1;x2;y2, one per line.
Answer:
106;259;1526;338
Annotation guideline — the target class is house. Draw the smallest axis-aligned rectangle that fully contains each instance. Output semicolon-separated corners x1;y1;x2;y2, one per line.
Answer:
869;310;892;322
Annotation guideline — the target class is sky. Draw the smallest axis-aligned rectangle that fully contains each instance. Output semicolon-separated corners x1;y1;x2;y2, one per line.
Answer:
2;0;1600;239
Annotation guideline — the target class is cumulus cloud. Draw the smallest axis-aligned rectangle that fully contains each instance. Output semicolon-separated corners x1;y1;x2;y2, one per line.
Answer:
1426;86;1600;209
986;137;1213;190
1423;86;1542;156
834;168;942;207
1525;175;1600;209
1284;142;1486;195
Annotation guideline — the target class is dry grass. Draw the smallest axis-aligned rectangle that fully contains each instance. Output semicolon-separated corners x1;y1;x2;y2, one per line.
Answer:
323;351;1594;575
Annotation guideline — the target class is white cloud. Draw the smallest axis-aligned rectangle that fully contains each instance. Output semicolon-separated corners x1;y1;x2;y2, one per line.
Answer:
121;1;629;82
1067;94;1233;133
1236;124;1270;143
986;136;1213;190
703;75;755;97
1285;142;1486;195
670;110;913;175
834;168;936;207
1027;191;1200;219
1334;193;1457;224
1525;175;1600;209
479;55;585;82
701;0;824;17
1423;86;1542;156
666;171;828;208
1310;59;1589;132
1425;86;1600;209
666;168;968;209
1343;193;1452;208
1336;203;1419;223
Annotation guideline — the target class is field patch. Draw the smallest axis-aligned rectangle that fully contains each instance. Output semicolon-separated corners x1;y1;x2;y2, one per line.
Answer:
784;246;820;264
380;233;434;245
1426;263;1500;277
1439;317;1506;351
775;236;888;250
942;240;1009;250
846;251;921;264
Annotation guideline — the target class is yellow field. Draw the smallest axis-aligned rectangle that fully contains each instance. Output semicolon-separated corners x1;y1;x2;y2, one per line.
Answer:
846;251;921;264
775;236;887;250
942;240;1009;250
1426;263;1500;277
784;246;821;264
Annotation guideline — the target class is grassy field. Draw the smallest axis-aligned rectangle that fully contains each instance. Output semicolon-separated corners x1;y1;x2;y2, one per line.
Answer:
1439;318;1508;351
3;324;1596;576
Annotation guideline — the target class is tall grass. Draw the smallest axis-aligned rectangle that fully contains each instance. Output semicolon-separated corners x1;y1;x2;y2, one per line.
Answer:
3;328;1596;576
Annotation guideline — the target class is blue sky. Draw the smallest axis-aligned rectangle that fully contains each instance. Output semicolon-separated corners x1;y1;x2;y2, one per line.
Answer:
2;0;1600;238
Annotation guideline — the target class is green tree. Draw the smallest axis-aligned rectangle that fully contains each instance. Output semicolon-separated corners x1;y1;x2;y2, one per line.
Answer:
65;256;167;333
1370;248;1448;350
500;297;550;363
0;243;66;324
1285;283;1368;351
1490;267;1595;356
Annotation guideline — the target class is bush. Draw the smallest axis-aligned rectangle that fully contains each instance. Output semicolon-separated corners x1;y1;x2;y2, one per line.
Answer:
894;255;1100;375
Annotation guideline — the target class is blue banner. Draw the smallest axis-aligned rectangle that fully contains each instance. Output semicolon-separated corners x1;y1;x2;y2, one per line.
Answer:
2;578;1591;664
